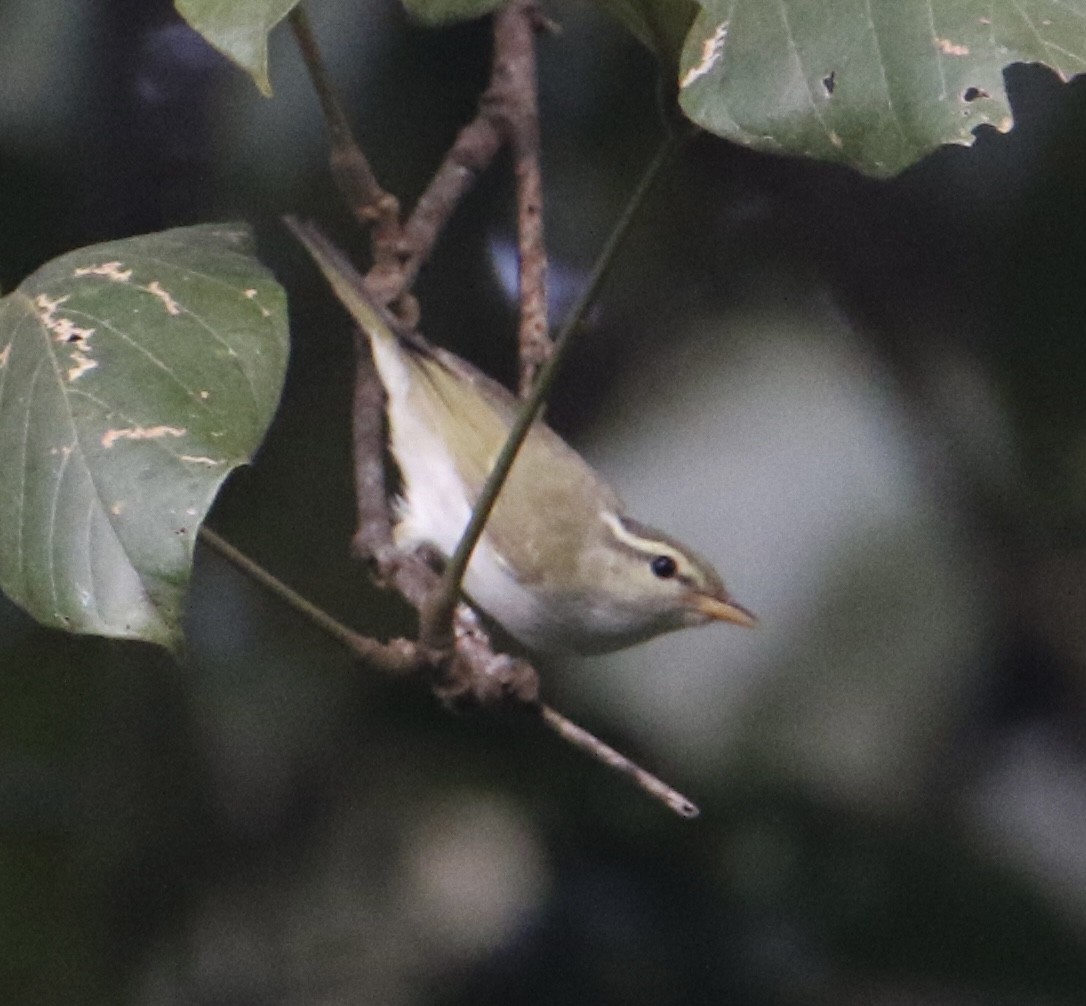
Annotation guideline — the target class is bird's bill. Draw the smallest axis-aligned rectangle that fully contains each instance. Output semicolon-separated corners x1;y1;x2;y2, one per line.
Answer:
690;593;758;628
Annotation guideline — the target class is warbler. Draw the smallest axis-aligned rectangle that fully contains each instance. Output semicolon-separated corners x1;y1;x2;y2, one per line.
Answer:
288;219;754;654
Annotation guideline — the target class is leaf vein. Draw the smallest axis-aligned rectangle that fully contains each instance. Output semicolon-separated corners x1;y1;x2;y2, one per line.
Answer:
1009;0;1070;71
45;440;72;614
926;0;950;102
775;0;832;139
863;0;911;147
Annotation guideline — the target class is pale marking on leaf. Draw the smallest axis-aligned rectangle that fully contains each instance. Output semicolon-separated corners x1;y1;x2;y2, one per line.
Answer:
680;21;728;89
101;425;186;449
178;455;220;466
185;507;197;516
74;261;133;282
935;37;970;56
67;350;97;382
996;116;1013;132
144;280;182;315
829;130;844;148
36;293;95;346
244;288;272;318
0;343;9;369
199;390;210;400
110;502;125;516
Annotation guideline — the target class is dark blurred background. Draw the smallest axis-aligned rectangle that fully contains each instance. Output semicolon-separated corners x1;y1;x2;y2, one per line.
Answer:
3;1;1086;1003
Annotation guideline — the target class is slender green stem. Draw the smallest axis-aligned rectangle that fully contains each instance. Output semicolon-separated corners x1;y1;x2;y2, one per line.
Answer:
288;5;356;155
424;128;689;640
197;526;359;647
288;4;402;245
197;526;422;676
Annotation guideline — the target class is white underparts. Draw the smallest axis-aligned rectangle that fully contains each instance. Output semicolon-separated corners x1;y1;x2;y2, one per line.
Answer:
371;333;554;649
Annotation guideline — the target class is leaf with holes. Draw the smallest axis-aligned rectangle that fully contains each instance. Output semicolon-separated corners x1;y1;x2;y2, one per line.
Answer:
175;0;300;95
0;224;288;649
679;0;1086;177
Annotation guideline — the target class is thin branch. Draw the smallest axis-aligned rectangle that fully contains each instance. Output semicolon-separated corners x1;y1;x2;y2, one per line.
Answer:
422;127;688;646
348;340;446;609
390;13;529;302
489;1;551;395
291;0;548;332
376;1;550;309
442;605;540;706
349;341;395;557
539;705;700;818
391;117;506;303
200;523;695;815
197;526;420;674
284;5;700;818
288;5;403;280
513;136;548;397
286;215;441;608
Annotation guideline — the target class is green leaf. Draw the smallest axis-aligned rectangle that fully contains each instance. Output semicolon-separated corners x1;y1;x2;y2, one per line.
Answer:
593;0;698;66
175;0;299;96
679;0;1086;177
0;224;288;649
399;0;504;25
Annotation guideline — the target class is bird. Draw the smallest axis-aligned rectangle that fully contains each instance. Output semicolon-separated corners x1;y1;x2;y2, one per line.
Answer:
287;218;755;655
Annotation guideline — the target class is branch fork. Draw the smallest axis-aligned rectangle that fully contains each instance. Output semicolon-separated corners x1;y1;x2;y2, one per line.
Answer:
209;0;699;818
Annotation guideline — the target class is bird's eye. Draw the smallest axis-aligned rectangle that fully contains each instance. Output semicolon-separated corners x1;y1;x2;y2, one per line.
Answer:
651;555;677;579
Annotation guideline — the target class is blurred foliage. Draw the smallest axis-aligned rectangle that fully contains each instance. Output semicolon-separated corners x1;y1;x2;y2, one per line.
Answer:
2;1;1086;1005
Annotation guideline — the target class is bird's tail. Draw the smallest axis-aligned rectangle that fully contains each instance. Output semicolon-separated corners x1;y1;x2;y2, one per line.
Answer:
283;215;397;352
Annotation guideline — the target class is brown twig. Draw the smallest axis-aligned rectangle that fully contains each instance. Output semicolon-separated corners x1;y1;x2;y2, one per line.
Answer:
348;345;394;562
281;2;697;818
197;526;420;674
391;116;506;304
539;706;700;818
288;6;402;266
293;0;550;368
348;342;444;609
390;4;544;311
491;1;550;394
199;523;698;815
345;320;535;700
